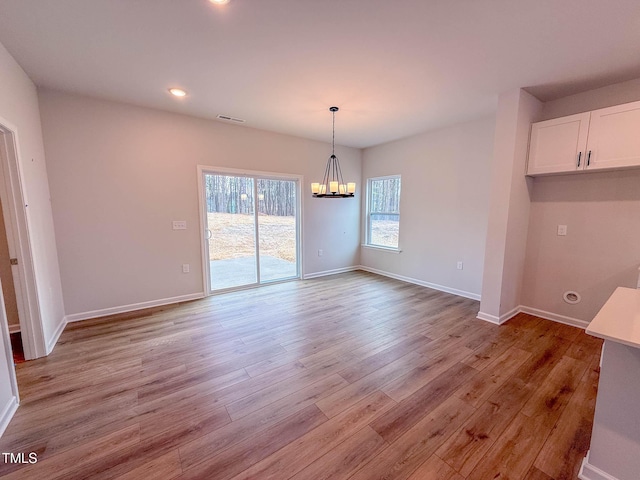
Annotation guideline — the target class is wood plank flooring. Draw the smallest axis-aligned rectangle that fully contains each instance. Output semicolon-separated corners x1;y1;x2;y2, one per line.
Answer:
0;272;602;479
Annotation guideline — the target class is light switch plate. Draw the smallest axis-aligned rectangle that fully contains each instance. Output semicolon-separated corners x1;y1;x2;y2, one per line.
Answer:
173;221;187;230
557;225;567;236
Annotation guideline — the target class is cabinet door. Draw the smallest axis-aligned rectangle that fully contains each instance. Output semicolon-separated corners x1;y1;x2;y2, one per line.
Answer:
527;112;590;176
586;100;640;171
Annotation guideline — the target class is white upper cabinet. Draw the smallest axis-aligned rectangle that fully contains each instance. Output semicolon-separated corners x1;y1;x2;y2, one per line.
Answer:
527;113;590;176
586;101;640;171
526;100;640;176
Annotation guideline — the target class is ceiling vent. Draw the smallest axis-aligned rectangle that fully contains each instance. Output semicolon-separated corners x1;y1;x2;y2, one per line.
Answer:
216;114;246;124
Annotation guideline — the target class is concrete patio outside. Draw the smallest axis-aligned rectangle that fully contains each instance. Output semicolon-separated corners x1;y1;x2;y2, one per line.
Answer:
210;255;298;290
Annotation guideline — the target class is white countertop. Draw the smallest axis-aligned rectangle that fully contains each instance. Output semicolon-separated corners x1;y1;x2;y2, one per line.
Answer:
586;287;640;348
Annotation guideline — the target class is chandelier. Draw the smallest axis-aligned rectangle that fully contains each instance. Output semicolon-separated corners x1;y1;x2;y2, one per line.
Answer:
311;107;356;198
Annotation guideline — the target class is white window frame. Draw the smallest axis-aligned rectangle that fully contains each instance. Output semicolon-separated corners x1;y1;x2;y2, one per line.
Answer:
364;174;401;253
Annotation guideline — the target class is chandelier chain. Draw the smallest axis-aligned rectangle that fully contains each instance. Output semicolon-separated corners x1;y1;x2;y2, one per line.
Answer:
332;109;335;157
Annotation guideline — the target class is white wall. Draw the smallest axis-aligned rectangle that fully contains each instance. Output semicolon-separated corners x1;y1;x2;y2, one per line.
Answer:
479;89;543;323
539;77;640;121
0;42;65;355
522;77;640;323
360;116;495;299
38;90;361;318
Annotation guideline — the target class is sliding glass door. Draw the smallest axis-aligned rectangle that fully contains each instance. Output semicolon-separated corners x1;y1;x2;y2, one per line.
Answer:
201;169;300;293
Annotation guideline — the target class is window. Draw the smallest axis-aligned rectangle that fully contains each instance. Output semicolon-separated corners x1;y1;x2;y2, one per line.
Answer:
366;175;401;249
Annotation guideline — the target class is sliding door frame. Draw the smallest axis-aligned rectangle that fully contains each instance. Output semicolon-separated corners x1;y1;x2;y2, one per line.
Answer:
197;165;303;296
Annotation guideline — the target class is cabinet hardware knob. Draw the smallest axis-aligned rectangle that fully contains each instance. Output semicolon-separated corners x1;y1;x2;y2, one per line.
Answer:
577;152;582;167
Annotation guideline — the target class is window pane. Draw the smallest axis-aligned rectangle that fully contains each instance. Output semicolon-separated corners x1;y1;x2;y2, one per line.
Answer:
206;174;257;290
370;178;401;214
257;178;298;282
370;213;399;248
368;176;401;248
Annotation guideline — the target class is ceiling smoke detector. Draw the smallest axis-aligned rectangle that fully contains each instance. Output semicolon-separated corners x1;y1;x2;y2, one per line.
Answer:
216;114;245;124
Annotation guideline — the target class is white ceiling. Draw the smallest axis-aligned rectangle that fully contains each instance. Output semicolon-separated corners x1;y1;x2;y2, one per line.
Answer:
1;0;639;148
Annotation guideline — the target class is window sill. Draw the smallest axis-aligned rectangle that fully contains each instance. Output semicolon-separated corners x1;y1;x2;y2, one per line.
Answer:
361;244;402;254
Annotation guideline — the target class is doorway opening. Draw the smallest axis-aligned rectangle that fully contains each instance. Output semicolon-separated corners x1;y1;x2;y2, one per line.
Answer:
0;194;22;360
0;130;24;371
10;332;24;364
0;120;46;365
0;122;32;412
198;167;301;294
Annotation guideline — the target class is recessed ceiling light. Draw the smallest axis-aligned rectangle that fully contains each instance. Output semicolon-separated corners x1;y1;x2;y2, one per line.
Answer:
169;88;187;97
209;0;230;5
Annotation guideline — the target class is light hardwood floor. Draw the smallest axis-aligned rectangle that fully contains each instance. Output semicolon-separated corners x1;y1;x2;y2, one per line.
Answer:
0;272;602;479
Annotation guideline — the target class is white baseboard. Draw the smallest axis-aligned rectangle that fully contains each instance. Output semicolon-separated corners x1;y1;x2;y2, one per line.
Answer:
476;305;589;329
477;305;588;329
8;324;20;334
358;265;481;301
46;316;68;354
64;292;206;323
579;452;619;480
476;305;520;325
0;396;18;439
519;305;589;329
303;266;360;280
476;311;501;324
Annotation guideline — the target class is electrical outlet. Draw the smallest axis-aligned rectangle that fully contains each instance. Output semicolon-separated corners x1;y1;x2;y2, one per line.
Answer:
182;264;190;273
557;225;567;236
318;249;323;257
173;221;187;230
457;261;463;270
